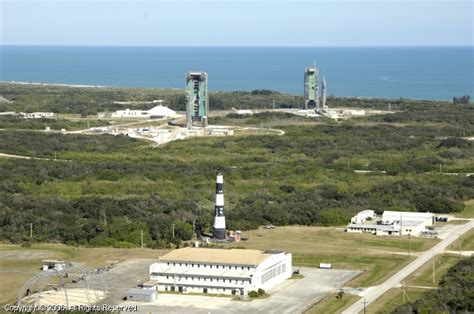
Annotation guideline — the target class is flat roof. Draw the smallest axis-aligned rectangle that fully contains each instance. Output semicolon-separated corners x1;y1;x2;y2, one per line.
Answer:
159;247;274;266
383;211;433;217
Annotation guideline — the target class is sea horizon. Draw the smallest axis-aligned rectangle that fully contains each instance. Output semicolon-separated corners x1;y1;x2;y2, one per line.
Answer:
1;46;473;100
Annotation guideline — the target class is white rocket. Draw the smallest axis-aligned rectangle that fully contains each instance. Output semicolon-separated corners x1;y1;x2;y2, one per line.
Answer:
213;172;226;239
322;77;327;109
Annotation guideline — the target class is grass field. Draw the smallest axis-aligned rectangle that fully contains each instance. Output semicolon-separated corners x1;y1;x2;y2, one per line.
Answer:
447;228;474;252
305;293;360;314
0;244;165;305
405;254;460;287
456;199;474;218
366;287;428;314
227;226;437;287
365;253;463;313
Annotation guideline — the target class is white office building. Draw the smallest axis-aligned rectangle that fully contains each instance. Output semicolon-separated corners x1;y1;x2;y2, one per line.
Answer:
149;247;292;295
347;220;426;236
347;210;433;236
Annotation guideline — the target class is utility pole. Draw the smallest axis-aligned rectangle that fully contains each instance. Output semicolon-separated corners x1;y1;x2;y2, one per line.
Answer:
30;223;33;239
192;220;196;241
459;235;462;259
363;298;367;314
432;254;436;284
140;230;144;248
400;212;403;236
402;283;405;304
408;234;411;257
172;223;175;239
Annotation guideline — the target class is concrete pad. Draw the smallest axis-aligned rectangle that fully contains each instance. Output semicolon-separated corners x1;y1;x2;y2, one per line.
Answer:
118;267;360;314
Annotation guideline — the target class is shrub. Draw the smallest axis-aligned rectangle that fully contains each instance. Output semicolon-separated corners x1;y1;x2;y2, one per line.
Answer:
21;242;32;248
257;288;265;296
249;290;259;298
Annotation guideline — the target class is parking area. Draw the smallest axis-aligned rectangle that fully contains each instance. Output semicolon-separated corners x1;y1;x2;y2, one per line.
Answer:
101;258;156;305
118;267;360;314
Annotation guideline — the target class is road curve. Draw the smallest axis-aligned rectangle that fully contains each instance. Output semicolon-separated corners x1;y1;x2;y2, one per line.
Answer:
342;220;474;314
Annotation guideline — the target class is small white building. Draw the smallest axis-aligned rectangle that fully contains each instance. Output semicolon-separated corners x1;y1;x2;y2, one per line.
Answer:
342;110;365;117
382;211;434;226
21;112;55;119
350;210;375;224
125;288;157;302
42;260;66;271
149;247;292;295
209;128;234;136
232;108;253;115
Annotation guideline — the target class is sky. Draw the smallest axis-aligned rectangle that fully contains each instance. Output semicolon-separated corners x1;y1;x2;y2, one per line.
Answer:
1;0;473;47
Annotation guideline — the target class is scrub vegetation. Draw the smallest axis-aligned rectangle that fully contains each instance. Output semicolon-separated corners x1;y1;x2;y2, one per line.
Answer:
0;84;473;248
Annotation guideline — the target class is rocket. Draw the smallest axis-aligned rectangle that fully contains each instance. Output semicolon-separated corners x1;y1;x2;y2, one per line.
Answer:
213;172;226;240
322;77;327;109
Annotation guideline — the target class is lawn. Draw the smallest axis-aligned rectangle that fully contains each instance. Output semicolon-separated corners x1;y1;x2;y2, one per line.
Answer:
447;228;474;252
404;254;460;287
366;287;429;314
455;199;474;218
305;293;360;314
226;226;437;287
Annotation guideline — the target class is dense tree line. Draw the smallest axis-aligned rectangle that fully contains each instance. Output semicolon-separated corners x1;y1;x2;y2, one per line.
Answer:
0;118;473;246
393;256;474;313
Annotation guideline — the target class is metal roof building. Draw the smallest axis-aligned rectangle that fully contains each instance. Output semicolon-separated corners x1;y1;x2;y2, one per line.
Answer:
149;247;292;296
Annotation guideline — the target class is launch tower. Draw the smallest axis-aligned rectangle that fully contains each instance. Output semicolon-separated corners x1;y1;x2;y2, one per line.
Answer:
186;71;209;128
304;67;319;109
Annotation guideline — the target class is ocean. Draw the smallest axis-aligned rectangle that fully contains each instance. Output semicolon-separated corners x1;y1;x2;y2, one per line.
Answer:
0;46;473;100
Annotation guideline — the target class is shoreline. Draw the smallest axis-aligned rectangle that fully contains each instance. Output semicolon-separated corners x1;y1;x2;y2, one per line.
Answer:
0;81;452;102
0;81;105;89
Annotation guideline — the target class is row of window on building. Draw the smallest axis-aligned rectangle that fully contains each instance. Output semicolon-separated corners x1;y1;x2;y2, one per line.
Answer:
166;262;251;271
158;273;250;285
164;286;241;295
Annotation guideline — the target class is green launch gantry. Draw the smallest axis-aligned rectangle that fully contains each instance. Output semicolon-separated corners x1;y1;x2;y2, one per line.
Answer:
304;67;320;109
186;71;209;128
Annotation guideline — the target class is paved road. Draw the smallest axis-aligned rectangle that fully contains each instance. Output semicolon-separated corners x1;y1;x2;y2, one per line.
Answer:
343;220;474;314
0;152;70;161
